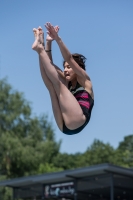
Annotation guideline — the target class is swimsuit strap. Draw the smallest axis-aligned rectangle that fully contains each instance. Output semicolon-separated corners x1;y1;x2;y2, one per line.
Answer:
69;81;82;92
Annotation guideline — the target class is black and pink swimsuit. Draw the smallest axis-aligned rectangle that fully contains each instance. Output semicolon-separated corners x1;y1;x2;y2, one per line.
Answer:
63;82;94;135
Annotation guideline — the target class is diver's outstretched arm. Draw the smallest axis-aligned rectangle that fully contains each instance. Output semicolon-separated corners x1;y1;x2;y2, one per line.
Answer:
45;22;88;78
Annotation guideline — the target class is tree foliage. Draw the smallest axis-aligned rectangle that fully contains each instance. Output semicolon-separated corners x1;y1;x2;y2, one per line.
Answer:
117;135;133;167
82;139;115;166
0;78;61;179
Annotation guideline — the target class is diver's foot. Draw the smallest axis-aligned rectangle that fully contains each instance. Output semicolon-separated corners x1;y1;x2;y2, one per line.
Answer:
32;28;44;53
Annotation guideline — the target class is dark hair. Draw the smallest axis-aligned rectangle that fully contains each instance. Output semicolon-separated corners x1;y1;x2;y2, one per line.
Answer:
63;53;86;70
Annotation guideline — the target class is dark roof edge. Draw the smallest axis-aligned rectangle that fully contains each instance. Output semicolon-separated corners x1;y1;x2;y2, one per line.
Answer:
0;163;133;187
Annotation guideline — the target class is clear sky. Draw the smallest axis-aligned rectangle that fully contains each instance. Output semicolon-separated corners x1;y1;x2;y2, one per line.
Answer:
0;0;133;154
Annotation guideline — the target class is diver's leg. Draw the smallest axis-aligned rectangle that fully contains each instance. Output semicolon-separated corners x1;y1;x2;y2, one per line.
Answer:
32;28;86;130
39;58;63;131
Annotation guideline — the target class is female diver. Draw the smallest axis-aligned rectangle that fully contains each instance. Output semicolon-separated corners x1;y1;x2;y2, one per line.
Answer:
32;22;94;135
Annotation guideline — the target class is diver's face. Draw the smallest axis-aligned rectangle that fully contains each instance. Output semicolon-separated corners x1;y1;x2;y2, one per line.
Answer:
64;62;76;81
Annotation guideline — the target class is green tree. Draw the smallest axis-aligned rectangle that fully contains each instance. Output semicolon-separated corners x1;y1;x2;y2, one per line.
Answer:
117;135;133;167
52;152;84;170
83;139;116;165
53;153;81;170
0;78;61;199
